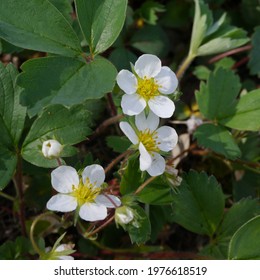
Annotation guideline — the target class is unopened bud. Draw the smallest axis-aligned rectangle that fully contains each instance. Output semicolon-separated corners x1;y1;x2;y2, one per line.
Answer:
42;139;63;159
115;206;134;226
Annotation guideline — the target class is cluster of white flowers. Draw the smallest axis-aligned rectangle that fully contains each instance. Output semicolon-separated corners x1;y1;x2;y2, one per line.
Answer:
117;54;179;176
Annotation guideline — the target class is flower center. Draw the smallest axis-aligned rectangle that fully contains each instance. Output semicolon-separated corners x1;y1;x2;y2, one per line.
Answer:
72;178;101;206
138;129;160;152
136;77;160;101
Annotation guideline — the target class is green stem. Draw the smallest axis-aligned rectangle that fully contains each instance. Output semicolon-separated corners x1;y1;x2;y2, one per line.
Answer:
0;191;15;201
176;53;196;80
29;212;57;256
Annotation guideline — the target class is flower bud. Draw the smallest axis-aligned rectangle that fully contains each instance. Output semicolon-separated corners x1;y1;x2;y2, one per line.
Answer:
115;206;134;226
186;116;203;134
42;139;63;159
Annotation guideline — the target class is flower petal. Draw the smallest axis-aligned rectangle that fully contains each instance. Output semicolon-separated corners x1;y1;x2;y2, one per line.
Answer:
135;111;159;132
155;66;178;94
119;122;138;144
139;142;152;171
134;54;161;78
82;164;105;187
79;203;107;222
156;126;178;152
146;153;166;176
51;166;79;193
116;69;137;94
121;93;146;116
46;194;77;212
148;95;175;118
95;194;121;208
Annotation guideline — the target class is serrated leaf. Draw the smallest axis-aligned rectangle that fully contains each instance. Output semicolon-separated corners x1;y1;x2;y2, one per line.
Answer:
22;104;92;168
219;89;260;131
137;177;175;205
194;123;241;160
0;0;81;57
248;26;260;77
172;170;225;236
18;56;117;117
75;0;127;55
228;215;260;260
120;155;143;195
195;68;241;120
0;63;26;189
125;205;151;245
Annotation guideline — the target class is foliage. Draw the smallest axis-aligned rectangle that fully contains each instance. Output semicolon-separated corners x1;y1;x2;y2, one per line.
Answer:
0;0;259;260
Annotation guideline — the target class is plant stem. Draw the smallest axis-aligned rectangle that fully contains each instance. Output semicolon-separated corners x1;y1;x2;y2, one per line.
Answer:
0;191;15;201
134;176;157;195
86;215;115;238
208;44;252;64
176;54;196;80
104;150;132;174
13;155;26;236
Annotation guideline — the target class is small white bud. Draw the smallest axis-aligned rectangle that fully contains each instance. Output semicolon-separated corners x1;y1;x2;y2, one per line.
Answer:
42;139;63;159
115;206;134;225
186;116;203;134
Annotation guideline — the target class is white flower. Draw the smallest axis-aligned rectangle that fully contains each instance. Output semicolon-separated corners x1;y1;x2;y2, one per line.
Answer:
42;139;63;159
120;111;178;176
117;54;178;118
46;164;121;222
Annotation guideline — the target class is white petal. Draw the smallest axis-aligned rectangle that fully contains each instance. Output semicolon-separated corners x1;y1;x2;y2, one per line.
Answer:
51;166;79;193
119;122;138;144
135;111;159;132
146;153;166;176
46;194;77;212
58;256;74;260
82;164;105;187
139;142;152;171
116;69;137;94
42;139;63;159
148;95;175;118
156;126;178;152
79;203;107;222
134;54;161;78
95;194;121;208
121;93;146;116
155;66;178;94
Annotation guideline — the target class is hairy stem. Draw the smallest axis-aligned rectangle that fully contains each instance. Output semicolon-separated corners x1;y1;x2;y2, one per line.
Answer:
134;176;157;195
176;54;196;80
104;150;132;174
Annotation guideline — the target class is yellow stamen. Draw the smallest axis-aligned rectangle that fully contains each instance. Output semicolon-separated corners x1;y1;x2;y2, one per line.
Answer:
137;77;160;101
138;129;160;152
71;178;101;206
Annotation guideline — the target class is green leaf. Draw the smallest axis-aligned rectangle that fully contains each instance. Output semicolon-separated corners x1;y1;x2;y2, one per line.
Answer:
248;26;260;77
0;0;81;57
120;155;143;195
49;0;73;23
218;198;260;240
22;104;93;168
125;205;151;245
130;25;169;57
172;170;225;236
18;56;117;117
228;215;260;260
137;177;175;205
219;89;260;131
189;0;212;56
75;0;127;55
195;68;241;120
194;123;241;160
106;136;131;153
193;66;210;80
0;63;26;189
198;28;249;56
